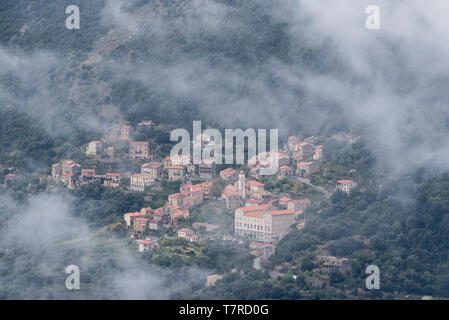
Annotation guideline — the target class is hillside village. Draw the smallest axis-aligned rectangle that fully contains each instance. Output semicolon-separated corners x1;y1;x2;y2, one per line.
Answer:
37;120;359;287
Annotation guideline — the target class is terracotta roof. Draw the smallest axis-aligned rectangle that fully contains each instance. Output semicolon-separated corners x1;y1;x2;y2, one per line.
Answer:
337;180;354;184
238;204;271;213
244;212;265;218
169;165;184;170
62;173;75;177
220;168;238;177
126;212;147;217
142;163;162;169
269;209;294;216
170;193;188;199
247;180;264;187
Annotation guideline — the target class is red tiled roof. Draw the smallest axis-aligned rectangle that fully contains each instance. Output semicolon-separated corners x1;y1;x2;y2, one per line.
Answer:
244;212;265;218
247;180;264;187
169;165;184;170
337;180;354;184
220;168;238;177
142;163;162;169
269;209;294;216
126;212;147;217
62;173;75;177
238;204;271;213
170;193;188;199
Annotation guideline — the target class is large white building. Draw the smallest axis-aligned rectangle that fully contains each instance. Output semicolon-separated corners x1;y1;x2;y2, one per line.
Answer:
234;204;294;242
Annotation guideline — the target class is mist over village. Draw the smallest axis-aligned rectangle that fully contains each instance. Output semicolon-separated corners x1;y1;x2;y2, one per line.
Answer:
1;0;449;303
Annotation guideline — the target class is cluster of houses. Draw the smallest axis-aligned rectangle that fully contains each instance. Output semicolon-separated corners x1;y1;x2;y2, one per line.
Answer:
47;125;361;284
174;221;220;243
124;206;168;238
51;160;121;189
86;123;154;161
283;135;323;179
130;155;218;191
130;163;163;191
138;236;160;253
124;177;219;248
220;169;283;209
312;255;350;274
249;241;276;260
3;173;20;184
216;168;312;243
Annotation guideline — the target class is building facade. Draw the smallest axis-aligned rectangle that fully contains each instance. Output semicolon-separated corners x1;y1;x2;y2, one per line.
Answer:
234;205;294;242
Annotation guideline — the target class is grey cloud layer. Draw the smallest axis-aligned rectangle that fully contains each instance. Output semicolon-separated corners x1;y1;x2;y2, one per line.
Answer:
0;193;207;299
2;0;449;174
105;0;449;173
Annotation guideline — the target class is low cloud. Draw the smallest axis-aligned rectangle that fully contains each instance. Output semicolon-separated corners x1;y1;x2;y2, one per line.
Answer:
0;193;207;299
